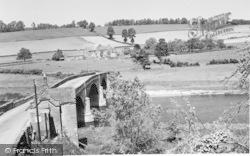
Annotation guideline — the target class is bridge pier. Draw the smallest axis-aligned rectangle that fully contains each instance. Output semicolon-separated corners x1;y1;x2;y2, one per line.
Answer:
84;97;94;125
99;86;106;109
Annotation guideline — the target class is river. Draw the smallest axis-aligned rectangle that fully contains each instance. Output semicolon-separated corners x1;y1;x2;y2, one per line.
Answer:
151;94;249;123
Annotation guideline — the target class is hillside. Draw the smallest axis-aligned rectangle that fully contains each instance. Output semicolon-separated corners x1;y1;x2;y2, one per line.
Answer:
0;24;189;43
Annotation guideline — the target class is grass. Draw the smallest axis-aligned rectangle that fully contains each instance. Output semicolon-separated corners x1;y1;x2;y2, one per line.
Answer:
0;24;189;43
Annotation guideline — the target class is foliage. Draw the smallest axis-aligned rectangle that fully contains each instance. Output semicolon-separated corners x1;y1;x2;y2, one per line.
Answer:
130;44;150;69
105;17;188;26
144;38;158;51
52;49;64;61
154;38;169;64
17;48;32;61
89;22;95;32
128;28;136;44
207;58;240;65
158;58;200;67
36;23;59;30
166;97;249;154
91;73;168;154
224;44;250;89
77;20;88;28
122;29;128;43
107;26;115;39
0;20;25;32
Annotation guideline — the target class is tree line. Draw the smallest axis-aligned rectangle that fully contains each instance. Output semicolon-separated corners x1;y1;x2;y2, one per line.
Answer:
0;20;96;32
105;17;189;26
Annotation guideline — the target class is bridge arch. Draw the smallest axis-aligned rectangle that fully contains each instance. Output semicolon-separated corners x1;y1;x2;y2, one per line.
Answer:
88;84;99;109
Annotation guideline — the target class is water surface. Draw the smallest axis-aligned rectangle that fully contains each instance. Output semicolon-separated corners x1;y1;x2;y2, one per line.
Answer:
151;94;249;123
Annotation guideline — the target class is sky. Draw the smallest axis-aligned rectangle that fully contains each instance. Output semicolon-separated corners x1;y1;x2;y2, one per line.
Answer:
0;0;250;27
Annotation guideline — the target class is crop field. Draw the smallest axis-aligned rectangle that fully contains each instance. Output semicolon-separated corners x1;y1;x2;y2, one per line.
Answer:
0;37;94;56
0;24;189;43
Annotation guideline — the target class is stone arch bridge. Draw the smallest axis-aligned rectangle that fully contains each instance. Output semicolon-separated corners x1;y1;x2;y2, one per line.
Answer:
0;72;109;150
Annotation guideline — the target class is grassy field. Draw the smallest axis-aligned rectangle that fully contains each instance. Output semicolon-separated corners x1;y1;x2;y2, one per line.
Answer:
0;24;189;43
0;74;59;97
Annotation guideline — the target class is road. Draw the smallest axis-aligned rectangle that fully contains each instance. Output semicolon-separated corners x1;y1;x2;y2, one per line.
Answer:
58;74;96;88
0;101;30;144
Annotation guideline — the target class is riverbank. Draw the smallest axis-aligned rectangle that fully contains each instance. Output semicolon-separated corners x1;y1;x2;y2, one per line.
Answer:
146;89;248;97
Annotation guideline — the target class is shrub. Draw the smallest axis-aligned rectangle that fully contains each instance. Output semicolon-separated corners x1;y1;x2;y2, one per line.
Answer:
29;69;43;75
91;73;168;154
207;59;240;65
11;69;24;74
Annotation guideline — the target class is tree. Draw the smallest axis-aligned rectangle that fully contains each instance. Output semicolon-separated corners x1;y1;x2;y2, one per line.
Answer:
181;17;188;24
0;21;7;32
131;44;150;70
122;29;128;43
16;21;25;31
77;20;88;28
107;26;115;39
31;22;36;30
89;22;95;32
7;21;17;32
144;38;158;54
71;20;76;27
52;49;64;61
154;38;169;64
186;38;200;52
128;28;136;44
17;48;32;61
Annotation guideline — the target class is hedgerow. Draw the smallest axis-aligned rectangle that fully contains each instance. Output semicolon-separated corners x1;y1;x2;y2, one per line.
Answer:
0;68;43;75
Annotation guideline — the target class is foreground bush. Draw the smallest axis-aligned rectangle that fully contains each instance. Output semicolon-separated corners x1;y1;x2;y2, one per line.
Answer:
91;72;168;154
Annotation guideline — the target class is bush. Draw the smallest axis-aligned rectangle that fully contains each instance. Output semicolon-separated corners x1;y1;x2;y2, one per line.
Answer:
91;73;168;154
164;59;200;67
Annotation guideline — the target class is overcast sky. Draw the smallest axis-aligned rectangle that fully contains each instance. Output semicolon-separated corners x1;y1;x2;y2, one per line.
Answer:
0;0;250;26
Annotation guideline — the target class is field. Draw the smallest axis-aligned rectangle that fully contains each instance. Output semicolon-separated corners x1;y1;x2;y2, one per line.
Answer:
0;49;242;92
0;37;94;56
0;24;189;43
0;74;59;97
0;25;249;57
